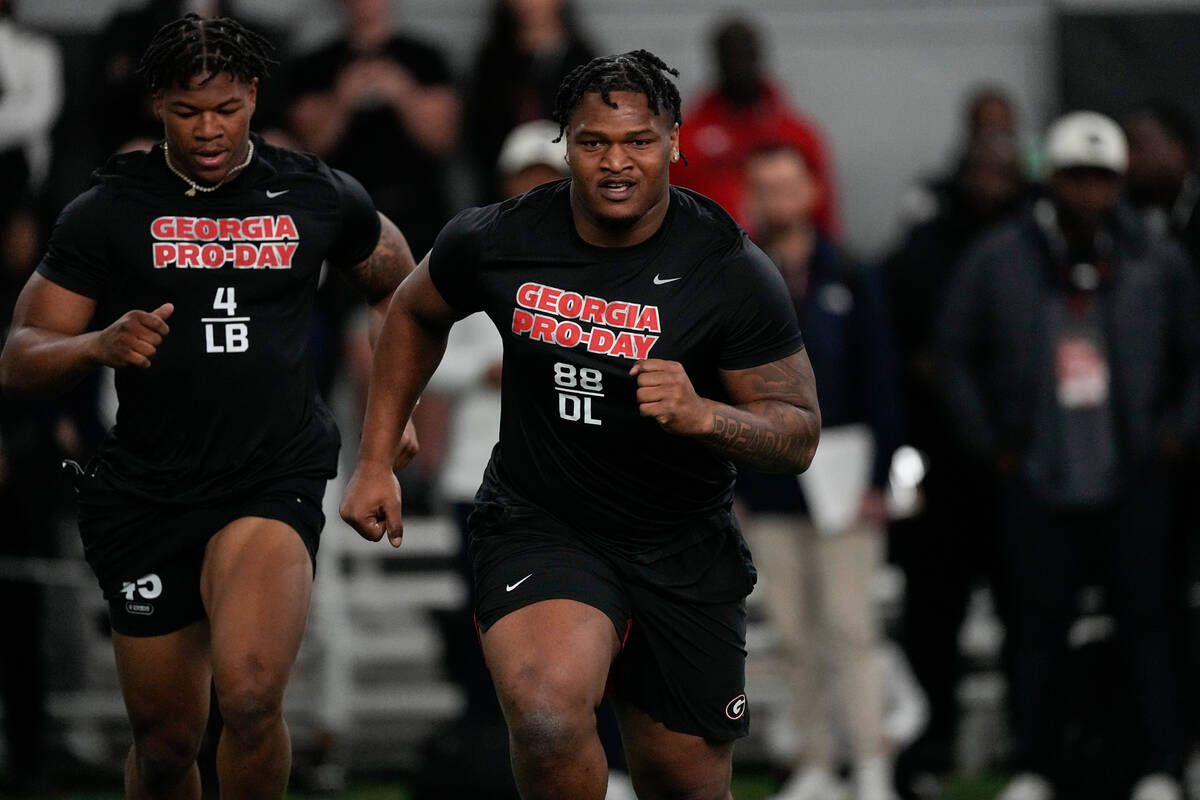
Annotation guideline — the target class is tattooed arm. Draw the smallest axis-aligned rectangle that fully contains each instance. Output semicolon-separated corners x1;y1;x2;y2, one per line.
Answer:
630;349;821;473
337;213;418;344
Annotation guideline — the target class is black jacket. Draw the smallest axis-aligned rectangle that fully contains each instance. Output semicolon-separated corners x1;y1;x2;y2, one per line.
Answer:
938;201;1200;479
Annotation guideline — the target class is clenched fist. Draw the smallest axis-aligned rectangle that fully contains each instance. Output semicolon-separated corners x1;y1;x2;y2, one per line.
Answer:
630;358;713;436
95;303;174;369
340;461;405;547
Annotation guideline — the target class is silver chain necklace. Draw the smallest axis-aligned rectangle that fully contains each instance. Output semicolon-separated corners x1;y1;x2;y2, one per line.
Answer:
162;139;255;197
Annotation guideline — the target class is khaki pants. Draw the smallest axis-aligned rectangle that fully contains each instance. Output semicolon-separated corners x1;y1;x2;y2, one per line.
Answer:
747;513;886;767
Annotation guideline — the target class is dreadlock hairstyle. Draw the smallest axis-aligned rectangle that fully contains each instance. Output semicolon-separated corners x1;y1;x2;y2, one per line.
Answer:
551;49;685;162
137;13;276;91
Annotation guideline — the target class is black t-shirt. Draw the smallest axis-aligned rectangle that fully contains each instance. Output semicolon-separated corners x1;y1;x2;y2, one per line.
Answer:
429;181;803;553
285;33;453;257
37;135;380;503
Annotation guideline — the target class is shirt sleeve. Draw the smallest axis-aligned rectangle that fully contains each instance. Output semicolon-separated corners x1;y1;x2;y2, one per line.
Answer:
35;186;112;299
427;206;493;313
324;168;381;269
717;236;805;370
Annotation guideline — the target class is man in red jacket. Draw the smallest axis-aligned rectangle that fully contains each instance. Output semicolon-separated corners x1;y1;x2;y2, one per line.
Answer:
674;16;841;238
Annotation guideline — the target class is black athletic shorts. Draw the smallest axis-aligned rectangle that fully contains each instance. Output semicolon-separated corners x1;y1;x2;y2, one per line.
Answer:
75;469;325;637
468;484;757;742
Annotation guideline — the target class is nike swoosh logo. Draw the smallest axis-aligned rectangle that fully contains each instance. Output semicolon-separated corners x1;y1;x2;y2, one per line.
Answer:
653;274;682;285
505;574;533;592
265;189;289;198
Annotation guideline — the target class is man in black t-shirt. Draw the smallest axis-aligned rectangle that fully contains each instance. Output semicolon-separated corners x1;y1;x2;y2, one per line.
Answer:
342;50;821;800
284;0;460;260
0;16;416;798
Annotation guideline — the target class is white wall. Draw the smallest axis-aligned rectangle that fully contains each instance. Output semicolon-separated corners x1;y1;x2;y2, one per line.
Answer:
14;0;1147;255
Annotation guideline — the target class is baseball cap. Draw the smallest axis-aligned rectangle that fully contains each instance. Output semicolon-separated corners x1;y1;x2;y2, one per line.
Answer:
1044;111;1128;174
497;120;569;178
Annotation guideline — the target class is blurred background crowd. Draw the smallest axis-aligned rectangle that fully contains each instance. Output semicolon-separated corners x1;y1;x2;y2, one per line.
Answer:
4;1;1200;799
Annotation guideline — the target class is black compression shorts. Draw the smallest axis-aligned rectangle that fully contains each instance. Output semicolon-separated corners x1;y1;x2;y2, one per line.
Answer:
468;485;757;742
76;472;325;637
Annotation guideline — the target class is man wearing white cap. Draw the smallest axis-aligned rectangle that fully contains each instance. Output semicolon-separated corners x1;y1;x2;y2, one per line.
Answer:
495;119;571;197
939;111;1200;800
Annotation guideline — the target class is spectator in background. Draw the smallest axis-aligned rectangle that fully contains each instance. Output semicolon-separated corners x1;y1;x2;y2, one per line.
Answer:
286;0;460;260
1122;100;1200;793
1122;100;1200;269
895;85;1031;230
0;0;62;196
464;0;596;203
966;85;1017;140
881;130;1031;790
674;15;840;238
736;144;900;800
939;111;1200;800
961;84;1046;185
494;119;571;198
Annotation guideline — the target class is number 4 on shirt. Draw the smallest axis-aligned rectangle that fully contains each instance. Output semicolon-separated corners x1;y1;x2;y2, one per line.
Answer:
206;286;249;354
213;286;237;315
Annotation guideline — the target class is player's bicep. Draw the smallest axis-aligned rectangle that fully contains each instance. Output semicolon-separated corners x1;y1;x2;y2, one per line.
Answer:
10;273;97;337
719;348;820;419
340;213;416;304
393;254;467;331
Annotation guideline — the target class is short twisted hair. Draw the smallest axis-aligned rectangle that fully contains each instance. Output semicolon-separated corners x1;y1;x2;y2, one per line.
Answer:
137;13;276;91
551;49;683;140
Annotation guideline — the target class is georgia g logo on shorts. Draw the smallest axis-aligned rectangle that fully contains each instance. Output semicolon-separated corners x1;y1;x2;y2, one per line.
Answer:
120;573;163;616
725;693;747;720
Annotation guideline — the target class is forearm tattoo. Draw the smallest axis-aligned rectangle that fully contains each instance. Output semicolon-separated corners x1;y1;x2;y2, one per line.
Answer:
347;215;415;304
705;406;815;472
703;358;820;473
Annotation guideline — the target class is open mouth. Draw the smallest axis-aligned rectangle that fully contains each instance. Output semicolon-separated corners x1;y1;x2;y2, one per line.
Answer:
598;178;636;201
193;150;228;172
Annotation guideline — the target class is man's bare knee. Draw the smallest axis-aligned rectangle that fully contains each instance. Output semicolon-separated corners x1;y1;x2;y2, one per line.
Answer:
131;726;204;794
510;706;585;761
215;657;285;743
502;671;597;760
